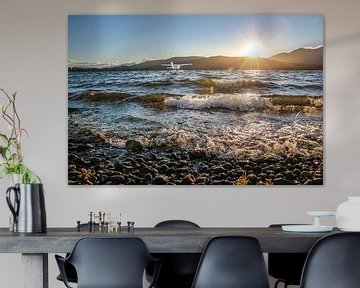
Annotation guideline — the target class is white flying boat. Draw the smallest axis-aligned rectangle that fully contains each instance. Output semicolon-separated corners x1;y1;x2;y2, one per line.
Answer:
161;62;192;70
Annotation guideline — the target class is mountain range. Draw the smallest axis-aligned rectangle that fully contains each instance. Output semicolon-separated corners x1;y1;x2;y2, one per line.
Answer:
69;47;323;71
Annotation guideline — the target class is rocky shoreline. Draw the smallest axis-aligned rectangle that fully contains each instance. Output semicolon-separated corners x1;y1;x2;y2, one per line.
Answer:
68;119;323;186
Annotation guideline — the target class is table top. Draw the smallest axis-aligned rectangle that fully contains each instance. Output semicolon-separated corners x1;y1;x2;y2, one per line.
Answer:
0;227;339;254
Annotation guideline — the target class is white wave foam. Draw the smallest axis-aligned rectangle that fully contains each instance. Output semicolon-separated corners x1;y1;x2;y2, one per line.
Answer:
164;93;271;112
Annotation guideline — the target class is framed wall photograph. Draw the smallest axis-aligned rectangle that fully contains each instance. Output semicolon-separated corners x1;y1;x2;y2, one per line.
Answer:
68;15;323;185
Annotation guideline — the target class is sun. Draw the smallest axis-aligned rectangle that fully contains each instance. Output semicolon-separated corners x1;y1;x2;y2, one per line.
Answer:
239;40;269;58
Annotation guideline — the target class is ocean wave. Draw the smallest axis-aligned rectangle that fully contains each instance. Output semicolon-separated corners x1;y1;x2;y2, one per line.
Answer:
73;118;322;160
68;91;133;102
196;79;272;93
165;94;270;112
194;78;322;95
136;80;174;87
265;95;323;113
135;93;180;109
164;94;323;113
147;124;323;159
68;91;180;109
284;84;323;90
69;90;322;114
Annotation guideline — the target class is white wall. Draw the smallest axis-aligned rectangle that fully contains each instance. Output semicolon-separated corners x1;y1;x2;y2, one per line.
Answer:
1;0;360;287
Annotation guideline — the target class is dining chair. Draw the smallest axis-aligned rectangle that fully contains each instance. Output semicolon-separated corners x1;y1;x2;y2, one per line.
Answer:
268;224;308;288
147;220;201;288
56;223;99;284
55;237;161;288
300;232;360;288
191;236;270;288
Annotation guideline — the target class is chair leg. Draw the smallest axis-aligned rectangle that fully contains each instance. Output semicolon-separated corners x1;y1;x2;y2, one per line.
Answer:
274;280;290;288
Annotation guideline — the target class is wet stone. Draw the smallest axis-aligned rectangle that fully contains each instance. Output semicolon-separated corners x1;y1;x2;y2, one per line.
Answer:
125;140;143;152
153;175;169;185
247;174;258;185
304;178;323;185
273;178;295;185
182;174;196;185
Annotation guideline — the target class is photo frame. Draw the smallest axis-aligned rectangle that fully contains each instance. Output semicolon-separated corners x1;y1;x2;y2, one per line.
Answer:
68;15;323;185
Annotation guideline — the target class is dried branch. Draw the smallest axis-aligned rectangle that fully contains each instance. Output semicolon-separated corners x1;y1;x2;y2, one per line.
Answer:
0;88;40;183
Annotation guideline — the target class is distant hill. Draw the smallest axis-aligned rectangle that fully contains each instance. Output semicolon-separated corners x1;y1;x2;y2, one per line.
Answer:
270;47;323;66
129;51;322;70
69;47;323;71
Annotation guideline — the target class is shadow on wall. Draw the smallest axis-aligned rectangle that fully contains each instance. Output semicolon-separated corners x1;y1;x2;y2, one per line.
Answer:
327;31;360;46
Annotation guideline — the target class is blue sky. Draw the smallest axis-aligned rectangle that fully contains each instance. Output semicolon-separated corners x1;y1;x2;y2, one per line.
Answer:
68;15;323;65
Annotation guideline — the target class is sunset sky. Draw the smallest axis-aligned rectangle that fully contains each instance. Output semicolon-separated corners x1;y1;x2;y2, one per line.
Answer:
68;15;323;65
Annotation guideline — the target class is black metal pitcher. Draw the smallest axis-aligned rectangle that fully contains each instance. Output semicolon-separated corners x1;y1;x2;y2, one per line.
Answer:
6;183;47;233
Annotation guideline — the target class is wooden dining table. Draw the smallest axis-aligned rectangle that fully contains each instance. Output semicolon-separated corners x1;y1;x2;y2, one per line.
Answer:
0;226;339;288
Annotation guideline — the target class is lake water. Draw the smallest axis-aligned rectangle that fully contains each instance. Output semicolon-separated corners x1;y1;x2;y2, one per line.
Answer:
68;70;323;160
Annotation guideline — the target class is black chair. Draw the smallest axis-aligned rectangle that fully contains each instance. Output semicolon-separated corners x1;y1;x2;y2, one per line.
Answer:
154;220;200;229
300;232;360;288
56;262;77;284
56;223;99;284
268;224;308;288
191;236;270;288
55;237;160;288
147;220;201;288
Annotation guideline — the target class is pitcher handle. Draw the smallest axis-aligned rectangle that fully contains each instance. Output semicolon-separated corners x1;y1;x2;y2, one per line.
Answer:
6;186;20;224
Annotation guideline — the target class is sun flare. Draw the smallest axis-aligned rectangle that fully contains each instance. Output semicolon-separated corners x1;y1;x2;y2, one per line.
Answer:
239;40;269;58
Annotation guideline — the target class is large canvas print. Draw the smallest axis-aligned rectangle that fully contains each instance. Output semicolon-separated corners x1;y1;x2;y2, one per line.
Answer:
68;15;323;185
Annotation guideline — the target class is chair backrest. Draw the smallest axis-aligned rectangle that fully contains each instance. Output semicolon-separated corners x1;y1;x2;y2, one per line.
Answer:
152;220;201;285
67;237;154;288
300;232;360;288
268;224;308;285
155;220;200;228
191;236;270;288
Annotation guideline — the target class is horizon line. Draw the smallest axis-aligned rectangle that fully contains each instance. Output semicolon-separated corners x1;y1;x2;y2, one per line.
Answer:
68;45;323;68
